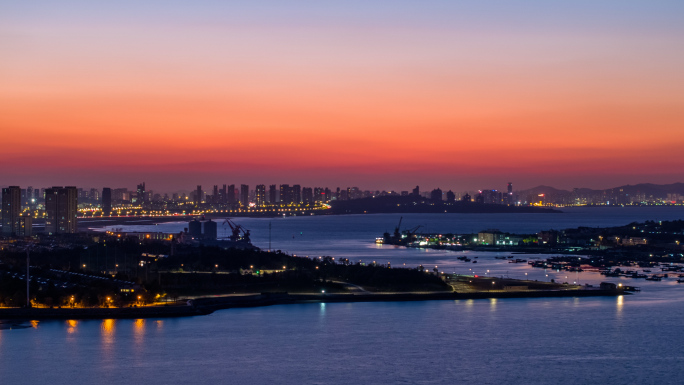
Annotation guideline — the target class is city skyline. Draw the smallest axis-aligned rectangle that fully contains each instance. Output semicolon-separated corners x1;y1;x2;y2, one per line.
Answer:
2;1;684;192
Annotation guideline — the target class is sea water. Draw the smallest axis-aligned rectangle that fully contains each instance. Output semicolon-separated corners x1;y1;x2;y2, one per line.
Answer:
2;206;684;384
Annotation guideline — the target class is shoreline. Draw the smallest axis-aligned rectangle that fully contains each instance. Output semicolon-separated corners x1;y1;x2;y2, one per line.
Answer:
0;288;629;321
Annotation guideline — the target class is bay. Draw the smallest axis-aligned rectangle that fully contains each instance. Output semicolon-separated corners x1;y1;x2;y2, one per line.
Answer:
2;206;684;384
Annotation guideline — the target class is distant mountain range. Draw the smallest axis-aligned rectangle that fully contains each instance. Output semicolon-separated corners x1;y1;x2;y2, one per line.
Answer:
517;183;684;201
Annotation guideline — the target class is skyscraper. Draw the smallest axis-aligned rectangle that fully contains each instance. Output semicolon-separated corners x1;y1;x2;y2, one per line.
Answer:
227;184;236;204
102;187;112;216
292;185;302;204
280;184;291;204
196;185;203;205
240;184;249;206
1;186;21;235
269;184;277;204
45;186;78;234
16;216;32;237
302;187;313;205
255;185;266;206
431;188;443;201
136;182;146;203
314;187;324;203
220;184;227;204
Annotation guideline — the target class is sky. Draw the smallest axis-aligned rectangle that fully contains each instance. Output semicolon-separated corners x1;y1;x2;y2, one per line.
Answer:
2;1;683;193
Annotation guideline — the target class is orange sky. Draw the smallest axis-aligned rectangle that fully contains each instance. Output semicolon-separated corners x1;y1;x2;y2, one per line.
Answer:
2;2;683;192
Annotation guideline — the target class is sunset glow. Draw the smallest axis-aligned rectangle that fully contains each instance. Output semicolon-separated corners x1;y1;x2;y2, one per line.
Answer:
2;1;683;191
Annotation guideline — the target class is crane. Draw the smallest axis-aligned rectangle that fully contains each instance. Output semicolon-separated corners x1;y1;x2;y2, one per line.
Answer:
393;216;403;239
222;219;251;243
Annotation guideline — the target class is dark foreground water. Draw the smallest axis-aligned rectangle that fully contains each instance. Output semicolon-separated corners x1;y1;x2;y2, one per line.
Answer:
2;291;684;384
3;206;684;384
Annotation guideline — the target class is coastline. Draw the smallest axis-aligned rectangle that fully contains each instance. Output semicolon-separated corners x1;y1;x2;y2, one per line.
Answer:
0;288;629;321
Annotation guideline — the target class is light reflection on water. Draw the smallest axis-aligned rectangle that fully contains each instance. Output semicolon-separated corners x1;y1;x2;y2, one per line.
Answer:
0;296;683;384
617;295;624;318
66;320;78;334
134;319;145;344
101;319;116;348
489;297;497;311
2;209;683;384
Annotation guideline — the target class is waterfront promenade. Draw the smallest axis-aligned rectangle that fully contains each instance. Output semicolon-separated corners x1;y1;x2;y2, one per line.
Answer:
0;286;628;320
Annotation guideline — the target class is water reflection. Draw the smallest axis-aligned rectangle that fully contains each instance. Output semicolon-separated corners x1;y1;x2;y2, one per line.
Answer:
489;298;497;311
134;319;145;344
101;319;116;346
320;302;326;318
616;295;624;318
30;320;39;329
66;320;78;334
155;320;164;330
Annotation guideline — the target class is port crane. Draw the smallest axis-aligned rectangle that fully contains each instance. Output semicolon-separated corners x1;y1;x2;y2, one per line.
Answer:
222;219;251;243
385;217;422;245
393;216;403;239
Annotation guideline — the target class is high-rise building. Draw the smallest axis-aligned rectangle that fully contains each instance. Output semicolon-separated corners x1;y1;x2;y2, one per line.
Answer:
136;182;146;203
45;186;78;234
446;190;456;202
412;186;420;197
17;216;32;237
292;185;302;204
90;188;100;202
1;186;21;235
212;185;219;204
240;184;249;206
113;188;127;202
431;188;443;202
302;187;313;205
255;185;266;206
220;185;227;204
314;187;324;203
26;186;33;205
269;185;277;204
280;184;291;205
196;185;203;205
226;184;236;204
478;189;500;204
102;187;112;216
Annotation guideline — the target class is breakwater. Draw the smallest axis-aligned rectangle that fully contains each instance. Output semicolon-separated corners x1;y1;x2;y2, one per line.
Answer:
0;288;628;320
